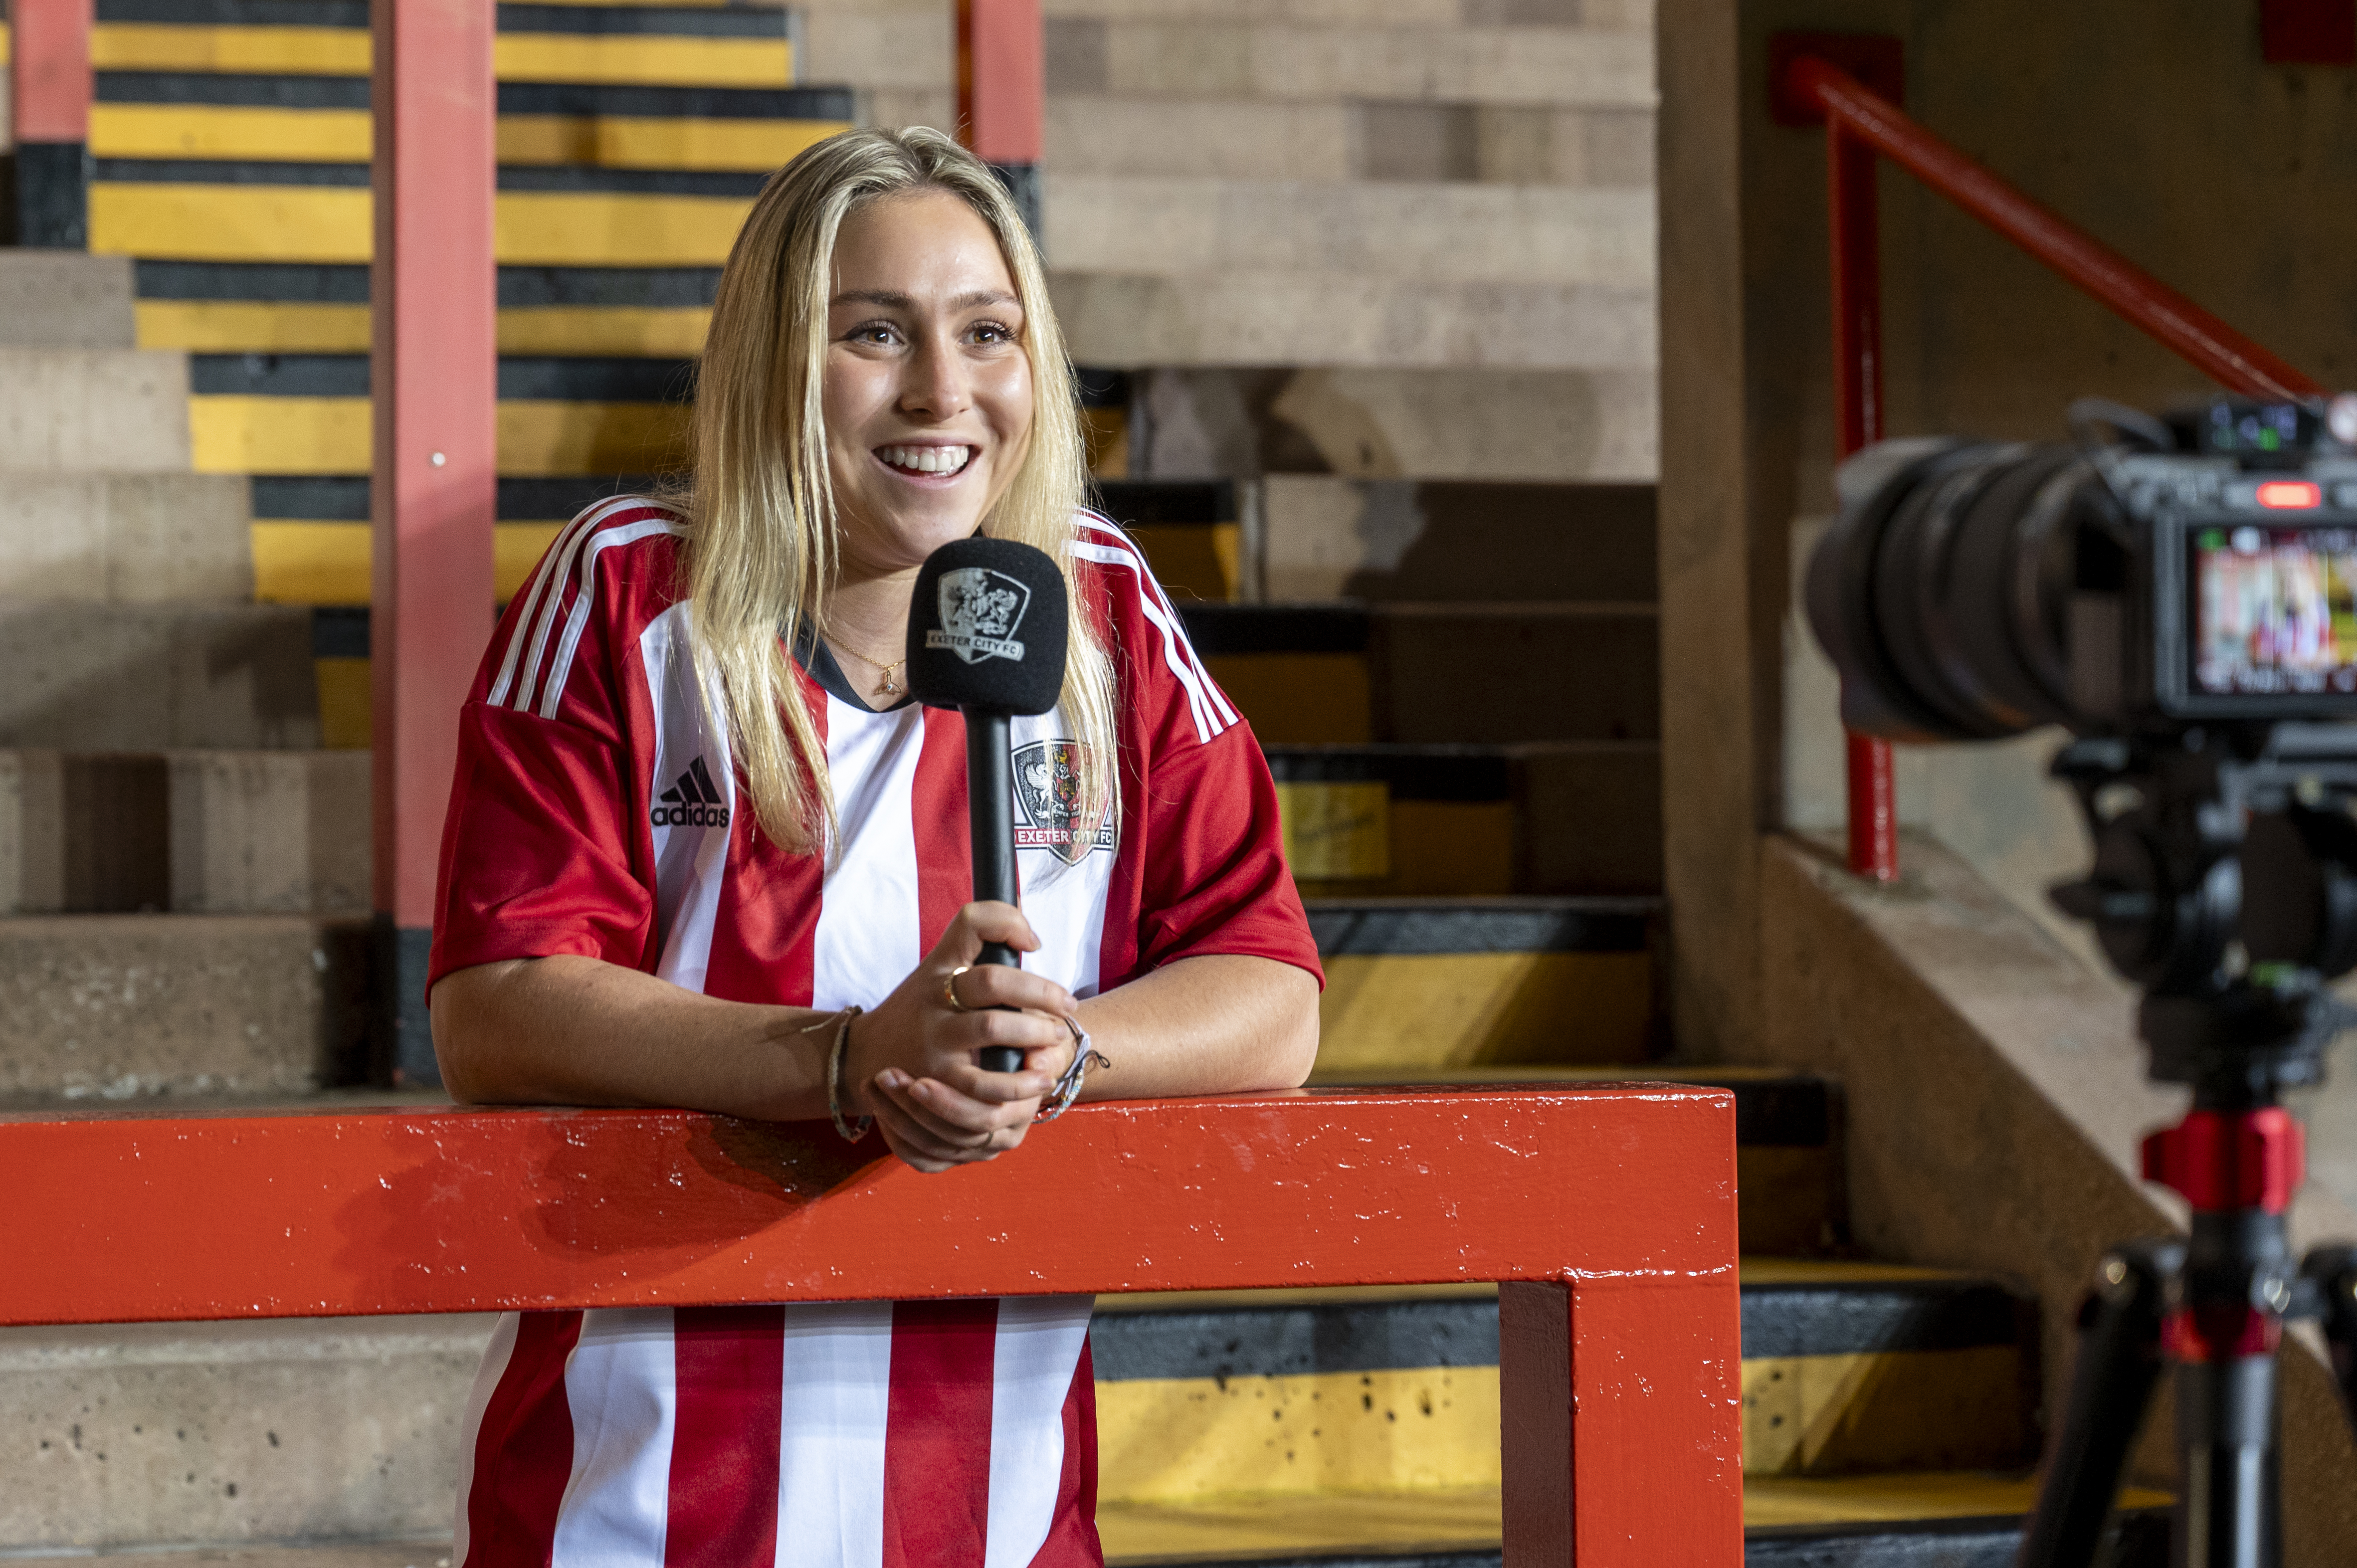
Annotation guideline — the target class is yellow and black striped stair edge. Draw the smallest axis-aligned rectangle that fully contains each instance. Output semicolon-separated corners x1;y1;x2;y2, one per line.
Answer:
1087;1260;2039;1493
77;0;801;88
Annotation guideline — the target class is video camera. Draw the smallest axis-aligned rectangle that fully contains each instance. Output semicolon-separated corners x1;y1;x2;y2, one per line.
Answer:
1808;394;2357;742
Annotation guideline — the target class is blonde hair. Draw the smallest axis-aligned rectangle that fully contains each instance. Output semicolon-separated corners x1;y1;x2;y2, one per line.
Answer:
682;126;1117;856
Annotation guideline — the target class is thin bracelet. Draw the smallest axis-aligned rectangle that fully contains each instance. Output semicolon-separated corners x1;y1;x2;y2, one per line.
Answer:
1035;1017;1109;1122
824;1005;871;1143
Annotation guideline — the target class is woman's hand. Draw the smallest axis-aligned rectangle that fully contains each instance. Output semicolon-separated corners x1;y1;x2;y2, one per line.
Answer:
845;901;1079;1173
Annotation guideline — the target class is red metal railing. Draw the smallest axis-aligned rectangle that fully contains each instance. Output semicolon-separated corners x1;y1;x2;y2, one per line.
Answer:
1777;43;2327;882
0;1086;1743;1562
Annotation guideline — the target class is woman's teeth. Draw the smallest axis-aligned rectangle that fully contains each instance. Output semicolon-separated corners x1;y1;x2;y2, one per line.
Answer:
879;445;973;475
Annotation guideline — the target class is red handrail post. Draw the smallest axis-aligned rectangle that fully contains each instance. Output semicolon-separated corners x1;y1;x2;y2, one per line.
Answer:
370;0;499;1084
8;0;93;247
1829;116;1899;882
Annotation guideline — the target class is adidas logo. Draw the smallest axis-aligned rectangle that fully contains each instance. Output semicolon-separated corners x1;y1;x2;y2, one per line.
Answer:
651;757;731;828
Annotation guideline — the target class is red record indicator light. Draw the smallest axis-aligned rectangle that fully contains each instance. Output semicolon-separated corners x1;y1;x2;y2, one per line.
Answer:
2256;480;2323;510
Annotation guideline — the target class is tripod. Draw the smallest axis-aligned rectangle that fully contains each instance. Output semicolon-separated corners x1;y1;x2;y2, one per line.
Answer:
2017;726;2357;1568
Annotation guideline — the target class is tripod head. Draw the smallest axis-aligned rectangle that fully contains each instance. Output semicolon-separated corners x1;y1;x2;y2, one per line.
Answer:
2049;723;2357;1106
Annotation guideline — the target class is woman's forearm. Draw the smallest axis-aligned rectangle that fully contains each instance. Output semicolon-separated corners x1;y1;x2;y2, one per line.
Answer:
1072;954;1320;1099
431;956;836;1120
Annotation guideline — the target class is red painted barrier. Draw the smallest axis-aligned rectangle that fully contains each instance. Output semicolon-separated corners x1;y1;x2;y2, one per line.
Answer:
0;1086;1743;1559
1777;43;2326;884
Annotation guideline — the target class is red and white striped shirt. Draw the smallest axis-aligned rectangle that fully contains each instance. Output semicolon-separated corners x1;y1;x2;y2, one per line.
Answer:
430;498;1320;1568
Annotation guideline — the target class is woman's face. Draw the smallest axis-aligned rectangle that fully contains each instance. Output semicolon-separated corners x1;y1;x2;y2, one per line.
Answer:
822;189;1035;579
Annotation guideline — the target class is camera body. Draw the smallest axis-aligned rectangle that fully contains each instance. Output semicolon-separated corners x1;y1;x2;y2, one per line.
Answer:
1808;396;2357;743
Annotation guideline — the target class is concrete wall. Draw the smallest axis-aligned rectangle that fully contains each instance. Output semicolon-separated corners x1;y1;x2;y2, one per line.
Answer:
1659;0;2357;1051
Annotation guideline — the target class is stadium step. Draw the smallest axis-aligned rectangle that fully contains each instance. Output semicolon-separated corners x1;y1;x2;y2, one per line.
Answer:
0;915;368;1104
0;345;198;472
0;604;317;750
0;749;366;915
1270;742;1660;896
1182;602;1658;744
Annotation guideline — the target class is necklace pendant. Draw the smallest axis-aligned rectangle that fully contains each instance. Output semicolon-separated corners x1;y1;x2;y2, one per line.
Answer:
880;676;902;697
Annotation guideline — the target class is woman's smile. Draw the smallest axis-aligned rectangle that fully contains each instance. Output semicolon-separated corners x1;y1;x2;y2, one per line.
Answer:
873;441;978;483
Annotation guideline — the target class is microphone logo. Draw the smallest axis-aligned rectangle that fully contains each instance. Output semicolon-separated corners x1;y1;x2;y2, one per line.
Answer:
926;566;1031;664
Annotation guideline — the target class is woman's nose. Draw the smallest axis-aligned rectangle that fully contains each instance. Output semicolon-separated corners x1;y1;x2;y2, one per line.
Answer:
901;333;970;419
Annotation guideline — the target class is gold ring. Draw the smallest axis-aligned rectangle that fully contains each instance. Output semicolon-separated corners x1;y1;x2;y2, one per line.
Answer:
943;965;974;1013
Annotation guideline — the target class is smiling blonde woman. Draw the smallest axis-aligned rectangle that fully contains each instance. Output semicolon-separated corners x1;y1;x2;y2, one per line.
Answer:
425;127;1322;1567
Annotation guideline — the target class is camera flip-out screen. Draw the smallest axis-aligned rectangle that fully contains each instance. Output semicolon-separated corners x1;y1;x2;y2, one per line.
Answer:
2192;519;2357;697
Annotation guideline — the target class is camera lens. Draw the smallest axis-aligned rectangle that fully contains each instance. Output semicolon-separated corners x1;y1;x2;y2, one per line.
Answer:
1807;437;2107;741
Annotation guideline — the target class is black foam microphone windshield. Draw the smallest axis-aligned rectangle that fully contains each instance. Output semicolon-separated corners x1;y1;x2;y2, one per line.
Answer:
905;537;1070;1073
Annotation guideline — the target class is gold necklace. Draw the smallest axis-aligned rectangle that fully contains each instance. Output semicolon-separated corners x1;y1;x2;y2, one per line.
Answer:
836;640;907;699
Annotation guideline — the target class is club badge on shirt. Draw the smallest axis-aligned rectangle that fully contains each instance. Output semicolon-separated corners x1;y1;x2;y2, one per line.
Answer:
1012;739;1113;864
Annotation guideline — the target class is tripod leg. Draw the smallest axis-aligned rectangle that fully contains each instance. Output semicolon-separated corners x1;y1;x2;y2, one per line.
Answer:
2300;1244;2357;1433
2017;1238;2178;1568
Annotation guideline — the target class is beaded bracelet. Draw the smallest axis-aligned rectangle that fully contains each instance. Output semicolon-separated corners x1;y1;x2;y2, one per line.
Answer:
823;1005;871;1143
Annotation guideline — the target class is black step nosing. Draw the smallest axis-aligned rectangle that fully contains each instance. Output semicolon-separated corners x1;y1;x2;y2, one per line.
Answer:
1090;1276;2028;1381
494;4;791;40
1738;1279;2030;1359
1744;1509;2168;1568
135;261;728;307
95;0;793;38
1183;604;1372;656
95;71;372;109
258;474;664;525
1090;1299;1501;1382
95;157;373;188
97;0;371;26
92;160;776;197
1262;746;1512;800
192;353;698;402
499;82;854;122
94;73;852;123
1088;479;1236;526
1306;901;1654;957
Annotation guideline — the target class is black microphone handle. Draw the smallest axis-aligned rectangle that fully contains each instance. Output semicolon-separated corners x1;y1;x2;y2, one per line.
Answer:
965;708;1025;1074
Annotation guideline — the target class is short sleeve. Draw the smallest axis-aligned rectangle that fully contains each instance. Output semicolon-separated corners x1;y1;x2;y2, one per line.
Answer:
1134;718;1324;985
428;517;668;987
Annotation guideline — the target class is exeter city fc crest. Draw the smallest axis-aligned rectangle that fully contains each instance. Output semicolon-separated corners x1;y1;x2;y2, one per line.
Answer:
926;566;1031;664
1012;740;1114;865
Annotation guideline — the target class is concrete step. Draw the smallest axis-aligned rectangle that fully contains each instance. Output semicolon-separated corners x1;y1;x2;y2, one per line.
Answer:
1130;367;1658;485
1045;177;1652;288
1041;18;1653;109
0;347;194;472
0;915;368;1104
0;252;138;349
1050;267;1654;372
1306;895;1661;1069
0;750;367;916
1044;95;1653;187
0;475;254;602
1253;477;1657;601
1269;741;1660;896
0;1313;491;1554
0;603;318;750
1184;601;1658;744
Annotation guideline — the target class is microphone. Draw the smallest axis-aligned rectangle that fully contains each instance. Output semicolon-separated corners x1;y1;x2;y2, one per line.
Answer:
905;536;1069;1074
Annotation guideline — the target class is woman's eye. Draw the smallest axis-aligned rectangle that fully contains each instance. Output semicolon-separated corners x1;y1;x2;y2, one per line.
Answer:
969;320;1018;345
846;320;901;346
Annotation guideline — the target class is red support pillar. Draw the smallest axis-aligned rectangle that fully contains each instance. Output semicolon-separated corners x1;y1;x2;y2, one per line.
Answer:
957;0;1043;239
1827;119;1899;882
370;0;498;1084
9;0;92;247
